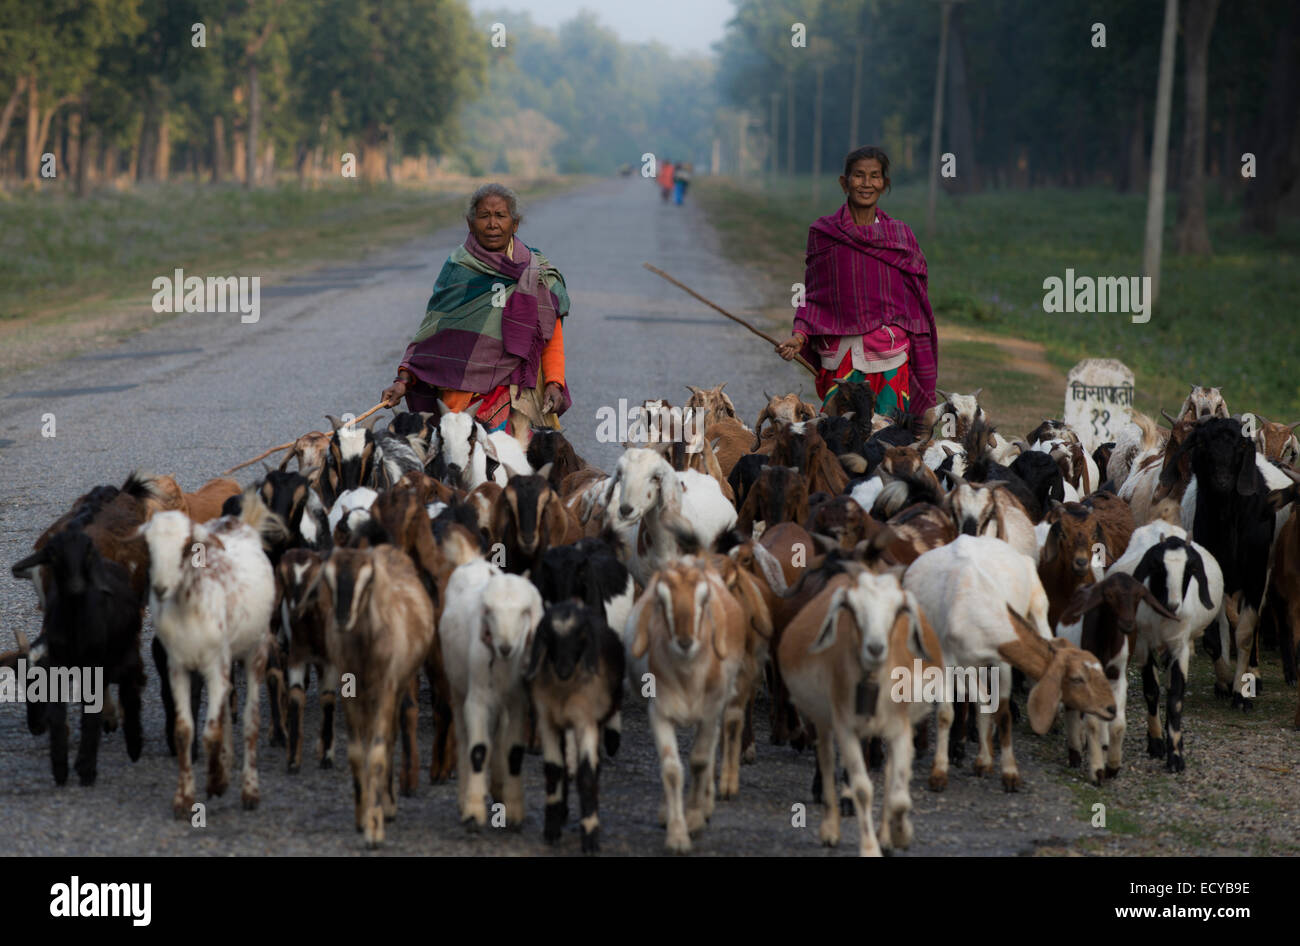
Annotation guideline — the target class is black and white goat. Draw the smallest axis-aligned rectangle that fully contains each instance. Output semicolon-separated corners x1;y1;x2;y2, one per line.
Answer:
524;601;625;853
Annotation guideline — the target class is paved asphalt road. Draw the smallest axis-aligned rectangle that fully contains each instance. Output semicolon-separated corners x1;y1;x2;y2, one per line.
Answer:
0;178;1095;856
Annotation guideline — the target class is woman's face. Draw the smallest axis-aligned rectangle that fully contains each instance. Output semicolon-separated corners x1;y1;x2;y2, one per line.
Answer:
469;194;518;251
840;158;886;213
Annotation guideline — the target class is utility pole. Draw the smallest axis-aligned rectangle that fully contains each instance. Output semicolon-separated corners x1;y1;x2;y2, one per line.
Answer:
1143;0;1179;305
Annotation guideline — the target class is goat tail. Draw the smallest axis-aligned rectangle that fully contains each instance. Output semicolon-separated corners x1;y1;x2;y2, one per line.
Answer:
238;489;292;548
1130;409;1162;449
121;469;164;502
839;452;869;475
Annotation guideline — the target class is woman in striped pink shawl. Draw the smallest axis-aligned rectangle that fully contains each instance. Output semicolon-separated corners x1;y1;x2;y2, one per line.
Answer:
776;146;938;418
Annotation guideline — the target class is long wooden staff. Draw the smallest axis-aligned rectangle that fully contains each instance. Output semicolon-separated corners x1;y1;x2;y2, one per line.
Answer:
221;400;388;475
643;262;817;376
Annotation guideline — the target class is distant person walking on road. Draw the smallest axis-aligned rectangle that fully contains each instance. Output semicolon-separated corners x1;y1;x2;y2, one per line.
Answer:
381;183;570;435
658;158;675;202
775;146;937;417
673;162;692;205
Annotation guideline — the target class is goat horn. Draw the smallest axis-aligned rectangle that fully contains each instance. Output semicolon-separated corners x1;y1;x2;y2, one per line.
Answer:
717;381;727;392
685;385;701;396
324;414;344;431
970;387;983;399
1289;421;1300;432
359;413;383;432
1159;408;1178;426
261;461;275;475
935;387;950;400
15;628;29;653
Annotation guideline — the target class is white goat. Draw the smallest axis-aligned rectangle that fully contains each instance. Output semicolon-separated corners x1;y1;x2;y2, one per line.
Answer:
904;535;1117;792
603;447;737;587
140;511;275;817
435;408;531;489
439;559;544;827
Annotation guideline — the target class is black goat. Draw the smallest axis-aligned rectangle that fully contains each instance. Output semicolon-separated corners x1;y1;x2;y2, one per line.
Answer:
727;453;770;510
19;529;145;786
526;428;588;490
1009;450;1065;519
1160;418;1294;707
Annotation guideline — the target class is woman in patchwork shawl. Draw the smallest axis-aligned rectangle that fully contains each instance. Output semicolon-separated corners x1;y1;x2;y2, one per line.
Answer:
381;183;570;435
775;146;938;418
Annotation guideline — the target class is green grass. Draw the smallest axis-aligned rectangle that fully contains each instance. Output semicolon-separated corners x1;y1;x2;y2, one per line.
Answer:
697;176;1300;422
0;175;580;323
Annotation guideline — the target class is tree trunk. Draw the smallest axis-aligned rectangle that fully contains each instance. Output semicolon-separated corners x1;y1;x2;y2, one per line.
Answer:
848;39;863;153
1242;3;1300;234
1175;0;1219;255
785;70;795;178
233;132;246;183
73;105;89;196
361;124;386;182
155;106;171;182
245;63;259;188
212;114;225;183
1125;99;1146;193
1142;0;1179;306
926;1;953;236
811;62;824;206
944;3;978;193
0;75;27;157
24;75;39;183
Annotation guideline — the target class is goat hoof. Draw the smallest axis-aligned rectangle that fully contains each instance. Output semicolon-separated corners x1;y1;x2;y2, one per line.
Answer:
819;822;840;847
927;771;948;792
1091;769;1104;786
241;790;260;810
1067;748;1082;768
1231;693;1254;712
53;765;69;786
839;797;854;817
973;760;992;777
269;732;286;749
604;729;620;757
173;794;195;819
665;828;691;854
1213;683;1231;701
1146;736;1165;758
1104;764;1120;779
287;762;301;775
580;828;600;854
77;766;97;787
789;730;809;752
1166;753;1185;774
320;757;334;770
741;744;757;765
1002;772;1021;792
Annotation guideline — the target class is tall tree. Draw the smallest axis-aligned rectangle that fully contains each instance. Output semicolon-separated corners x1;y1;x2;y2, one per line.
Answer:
1143;0;1179;306
1175;0;1219;255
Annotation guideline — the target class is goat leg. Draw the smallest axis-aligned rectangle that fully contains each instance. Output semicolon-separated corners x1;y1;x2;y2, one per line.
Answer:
539;716;567;843
398;678;420;796
319;663;339;769
576;723;601;854
241;646;266;810
1142;652;1164;758
1165;643;1189;773
48;699;69;786
121;656;144;762
75;694;104;787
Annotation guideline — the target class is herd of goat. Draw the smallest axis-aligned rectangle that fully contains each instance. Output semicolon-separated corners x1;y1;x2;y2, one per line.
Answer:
4;379;1300;856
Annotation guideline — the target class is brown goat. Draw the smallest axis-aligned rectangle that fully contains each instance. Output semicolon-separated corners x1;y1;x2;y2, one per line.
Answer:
685;382;739;421
152;475;243;523
736;465;810;533
319;546;435;848
491;472;583;575
770;423;848;495
753;392;819;446
806;494;879;550
1038;502;1106;628
883;503;959;565
708;415;761;478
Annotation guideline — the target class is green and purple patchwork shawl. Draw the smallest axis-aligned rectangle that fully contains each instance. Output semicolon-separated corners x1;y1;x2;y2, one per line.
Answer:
400;233;569;406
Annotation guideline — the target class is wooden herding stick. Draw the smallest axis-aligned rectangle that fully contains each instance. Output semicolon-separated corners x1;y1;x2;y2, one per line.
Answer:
221;400;388;475
643;262;817;376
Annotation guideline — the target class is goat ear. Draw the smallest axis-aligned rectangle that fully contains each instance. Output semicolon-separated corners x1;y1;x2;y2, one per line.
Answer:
523;621;548;681
1026;652;1067;735
1041;522;1061;563
1058;583;1104;627
809;586;848;654
1235;445;1259;496
583;617;602;673
628;588;654;659
537;462;554;482
1138;582;1179;621
905;592;936;663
